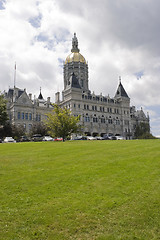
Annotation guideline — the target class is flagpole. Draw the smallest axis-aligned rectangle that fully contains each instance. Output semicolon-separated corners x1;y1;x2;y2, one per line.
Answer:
14;62;16;88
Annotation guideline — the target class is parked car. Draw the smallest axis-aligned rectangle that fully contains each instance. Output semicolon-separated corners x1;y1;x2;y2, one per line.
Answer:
32;134;43;142
72;135;87;140
3;137;16;143
116;136;124;140
54;137;63;141
87;136;96;140
111;136;117;140
43;136;54;141
96;136;104;140
103;135;111;140
72;135;83;140
103;134;117;140
20;136;30;142
81;136;87;140
0;138;3;143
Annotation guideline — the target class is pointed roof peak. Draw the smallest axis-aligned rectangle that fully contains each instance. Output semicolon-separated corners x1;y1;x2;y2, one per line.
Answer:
38;87;44;100
115;79;129;98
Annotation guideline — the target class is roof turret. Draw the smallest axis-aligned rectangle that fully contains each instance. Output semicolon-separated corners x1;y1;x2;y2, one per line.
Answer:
38;87;44;100
115;77;129;98
65;33;86;64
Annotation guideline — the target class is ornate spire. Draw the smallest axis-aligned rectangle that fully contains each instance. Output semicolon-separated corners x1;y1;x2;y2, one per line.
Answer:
71;33;80;53
38;87;43;100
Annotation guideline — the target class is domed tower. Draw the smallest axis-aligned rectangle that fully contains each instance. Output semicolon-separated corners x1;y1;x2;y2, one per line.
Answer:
63;33;89;92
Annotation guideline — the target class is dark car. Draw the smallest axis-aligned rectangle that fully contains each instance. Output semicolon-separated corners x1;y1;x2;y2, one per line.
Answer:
20;136;30;142
32;134;43;142
111;136;117;140
103;135;111;140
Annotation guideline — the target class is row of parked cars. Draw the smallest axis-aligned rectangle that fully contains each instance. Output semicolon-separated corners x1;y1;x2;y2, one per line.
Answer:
1;134;125;143
73;135;125;140
0;135;63;143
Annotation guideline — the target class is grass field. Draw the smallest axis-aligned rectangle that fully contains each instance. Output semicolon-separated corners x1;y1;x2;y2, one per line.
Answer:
0;140;160;240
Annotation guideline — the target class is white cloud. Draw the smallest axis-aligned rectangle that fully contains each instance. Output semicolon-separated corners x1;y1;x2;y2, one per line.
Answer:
0;0;160;135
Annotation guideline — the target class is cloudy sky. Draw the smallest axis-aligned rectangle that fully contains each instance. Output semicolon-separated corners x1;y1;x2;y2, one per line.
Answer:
0;0;160;136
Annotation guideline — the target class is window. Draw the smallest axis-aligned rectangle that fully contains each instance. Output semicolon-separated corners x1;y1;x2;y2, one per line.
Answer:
85;116;90;122
78;104;80;108
25;113;28;120
81;80;84;87
84;104;86;109
74;104;76;108
93;117;98;123
108;119;113;124
36;114;41;122
116;120;120;125
29;113;32;121
18;112;21;120
101;118;105;123
22;112;24;120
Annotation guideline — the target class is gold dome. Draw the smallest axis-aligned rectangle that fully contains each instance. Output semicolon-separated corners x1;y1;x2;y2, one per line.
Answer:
65;52;86;64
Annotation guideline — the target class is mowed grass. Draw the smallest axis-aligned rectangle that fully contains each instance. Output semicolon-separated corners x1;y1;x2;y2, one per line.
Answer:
0;140;160;240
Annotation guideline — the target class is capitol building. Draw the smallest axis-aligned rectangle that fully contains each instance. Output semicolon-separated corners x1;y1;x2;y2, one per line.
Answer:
4;33;149;139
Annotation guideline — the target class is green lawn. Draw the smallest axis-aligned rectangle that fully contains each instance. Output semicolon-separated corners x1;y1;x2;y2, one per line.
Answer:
0;140;160;240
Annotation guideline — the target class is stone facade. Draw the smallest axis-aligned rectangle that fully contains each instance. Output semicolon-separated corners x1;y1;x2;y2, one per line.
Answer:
57;33;149;139
4;87;53;133
4;33;149;138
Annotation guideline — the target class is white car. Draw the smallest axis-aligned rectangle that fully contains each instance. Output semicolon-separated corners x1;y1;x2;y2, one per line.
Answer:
4;137;16;143
87;136;96;140
96;136;104;140
116;136;125;140
42;136;54;141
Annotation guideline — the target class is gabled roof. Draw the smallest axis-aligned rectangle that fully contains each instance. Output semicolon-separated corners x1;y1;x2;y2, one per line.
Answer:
17;91;33;105
69;73;81;89
115;82;129;98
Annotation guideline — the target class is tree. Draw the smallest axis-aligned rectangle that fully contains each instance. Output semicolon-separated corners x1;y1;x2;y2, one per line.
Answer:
0;93;8;126
134;122;155;139
45;104;80;141
29;122;48;137
11;124;25;140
